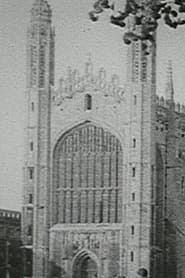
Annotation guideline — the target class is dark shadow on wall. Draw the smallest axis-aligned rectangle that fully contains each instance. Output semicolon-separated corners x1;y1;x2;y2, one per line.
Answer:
48;260;67;278
23;252;67;278
150;144;177;278
0;239;23;278
166;219;177;278
150;145;165;278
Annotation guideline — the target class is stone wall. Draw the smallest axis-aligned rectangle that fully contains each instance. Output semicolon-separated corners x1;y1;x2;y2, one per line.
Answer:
49;224;123;278
0;209;22;278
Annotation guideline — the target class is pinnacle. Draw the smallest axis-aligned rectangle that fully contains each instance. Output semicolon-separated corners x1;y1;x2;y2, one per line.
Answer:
85;53;93;76
165;60;174;102
167;60;173;79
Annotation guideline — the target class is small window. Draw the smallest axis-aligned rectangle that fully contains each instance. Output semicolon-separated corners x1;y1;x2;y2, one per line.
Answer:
134;95;137;105
132;193;135;201
132;167;136;177
29;168;34;180
131;251;134;262
181;176;184;192
30;142;34;151
31;102;34;111
99;201;103;223
27;225;32;236
133;138;136;148
29;194;33;204
131;225;135;235
85;94;92;110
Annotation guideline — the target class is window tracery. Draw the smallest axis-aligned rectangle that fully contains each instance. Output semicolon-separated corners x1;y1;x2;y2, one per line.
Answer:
54;123;123;224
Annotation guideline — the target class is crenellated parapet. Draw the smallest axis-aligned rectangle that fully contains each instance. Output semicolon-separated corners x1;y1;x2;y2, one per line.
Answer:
0;209;21;220
156;95;185;115
52;58;125;105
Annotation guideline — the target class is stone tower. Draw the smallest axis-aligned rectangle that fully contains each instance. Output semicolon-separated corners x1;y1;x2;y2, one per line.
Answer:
22;0;54;277
23;1;185;278
125;16;156;276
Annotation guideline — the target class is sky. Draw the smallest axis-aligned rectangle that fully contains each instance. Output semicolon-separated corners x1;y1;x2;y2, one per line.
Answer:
1;0;185;211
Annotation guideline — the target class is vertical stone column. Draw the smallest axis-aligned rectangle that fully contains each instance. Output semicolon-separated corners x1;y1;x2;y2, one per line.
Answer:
22;1;55;277
124;21;156;277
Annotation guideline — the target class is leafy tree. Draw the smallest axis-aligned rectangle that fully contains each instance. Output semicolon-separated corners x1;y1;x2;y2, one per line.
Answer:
89;0;185;53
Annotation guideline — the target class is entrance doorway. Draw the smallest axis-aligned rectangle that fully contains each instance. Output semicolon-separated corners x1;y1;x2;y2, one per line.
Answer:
72;251;98;278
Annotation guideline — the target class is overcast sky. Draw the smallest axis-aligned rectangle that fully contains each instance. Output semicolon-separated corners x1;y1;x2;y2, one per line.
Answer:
1;0;185;210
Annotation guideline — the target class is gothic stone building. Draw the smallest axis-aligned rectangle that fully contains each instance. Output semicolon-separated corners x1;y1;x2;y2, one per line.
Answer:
0;209;22;278
22;1;185;278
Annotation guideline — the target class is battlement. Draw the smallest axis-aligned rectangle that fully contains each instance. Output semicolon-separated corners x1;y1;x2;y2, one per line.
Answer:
0;209;21;221
53;58;125;105
156;95;185;114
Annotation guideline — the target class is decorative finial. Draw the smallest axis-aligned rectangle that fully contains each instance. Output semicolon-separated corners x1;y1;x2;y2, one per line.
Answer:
85;53;93;77
165;60;174;102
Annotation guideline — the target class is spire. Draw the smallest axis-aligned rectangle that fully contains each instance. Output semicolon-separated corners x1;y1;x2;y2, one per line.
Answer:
165;60;174;102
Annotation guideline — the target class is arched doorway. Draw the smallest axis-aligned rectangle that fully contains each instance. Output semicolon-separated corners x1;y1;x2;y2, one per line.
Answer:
72;250;98;278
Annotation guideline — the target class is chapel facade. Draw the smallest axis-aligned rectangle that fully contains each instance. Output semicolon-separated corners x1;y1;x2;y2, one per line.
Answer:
22;1;185;278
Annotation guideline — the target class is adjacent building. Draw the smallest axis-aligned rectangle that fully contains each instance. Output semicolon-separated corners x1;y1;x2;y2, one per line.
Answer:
22;0;185;278
0;209;22;278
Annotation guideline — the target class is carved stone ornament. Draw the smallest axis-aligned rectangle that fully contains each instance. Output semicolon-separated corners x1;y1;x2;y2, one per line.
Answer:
53;57;125;105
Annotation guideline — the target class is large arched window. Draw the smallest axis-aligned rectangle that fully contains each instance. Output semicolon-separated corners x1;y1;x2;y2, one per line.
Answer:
53;122;123;224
